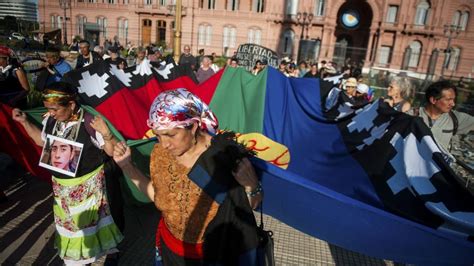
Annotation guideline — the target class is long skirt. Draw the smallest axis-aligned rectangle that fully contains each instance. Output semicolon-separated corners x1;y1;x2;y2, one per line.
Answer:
52;165;123;265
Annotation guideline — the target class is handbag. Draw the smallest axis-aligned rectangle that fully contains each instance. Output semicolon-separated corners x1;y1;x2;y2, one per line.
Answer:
257;202;275;266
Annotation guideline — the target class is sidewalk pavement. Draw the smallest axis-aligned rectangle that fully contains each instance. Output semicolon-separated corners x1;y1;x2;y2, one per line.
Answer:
0;174;400;265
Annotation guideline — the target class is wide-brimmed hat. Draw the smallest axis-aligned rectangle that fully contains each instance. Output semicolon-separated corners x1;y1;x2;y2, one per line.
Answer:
345;77;358;88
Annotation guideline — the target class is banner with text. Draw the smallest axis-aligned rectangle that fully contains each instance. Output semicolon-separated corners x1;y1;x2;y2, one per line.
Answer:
235;44;279;71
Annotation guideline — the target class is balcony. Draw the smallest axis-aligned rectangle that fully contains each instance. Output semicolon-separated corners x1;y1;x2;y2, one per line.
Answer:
401;23;435;36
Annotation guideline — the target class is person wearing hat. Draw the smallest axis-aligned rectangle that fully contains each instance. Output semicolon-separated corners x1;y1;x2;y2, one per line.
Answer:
148;46;163;63
343;77;358;97
11;82;124;265
36;47;73;91
0;46;30;108
76;40;103;69
354;83;370;106
321;63;338;79
105;46;128;69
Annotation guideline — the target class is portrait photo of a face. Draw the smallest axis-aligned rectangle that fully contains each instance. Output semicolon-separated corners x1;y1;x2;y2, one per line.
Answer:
40;135;84;177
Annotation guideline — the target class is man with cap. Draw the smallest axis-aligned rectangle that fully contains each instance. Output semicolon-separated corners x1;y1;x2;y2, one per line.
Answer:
354;83;370;106
105;46;128;69
36;47;73;91
148;46;163;63
76;40;103;69
0;46;30;108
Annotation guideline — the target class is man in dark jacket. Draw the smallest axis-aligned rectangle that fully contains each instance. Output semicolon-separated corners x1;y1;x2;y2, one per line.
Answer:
76;40;102;69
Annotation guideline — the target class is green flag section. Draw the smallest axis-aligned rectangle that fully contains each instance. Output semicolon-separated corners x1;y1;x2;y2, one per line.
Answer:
209;67;267;133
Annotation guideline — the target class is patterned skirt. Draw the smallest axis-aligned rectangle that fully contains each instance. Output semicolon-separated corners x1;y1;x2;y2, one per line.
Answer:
52;165;123;265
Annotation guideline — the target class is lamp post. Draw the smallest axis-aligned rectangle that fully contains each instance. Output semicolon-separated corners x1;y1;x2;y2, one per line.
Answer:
296;12;314;40
440;24;461;79
172;0;182;63
59;0;71;45
296;12;313;62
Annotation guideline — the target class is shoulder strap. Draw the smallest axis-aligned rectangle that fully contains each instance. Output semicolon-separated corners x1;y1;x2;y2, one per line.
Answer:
448;110;458;136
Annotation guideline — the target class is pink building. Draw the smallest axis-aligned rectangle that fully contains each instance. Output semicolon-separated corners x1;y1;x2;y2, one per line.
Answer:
39;0;474;78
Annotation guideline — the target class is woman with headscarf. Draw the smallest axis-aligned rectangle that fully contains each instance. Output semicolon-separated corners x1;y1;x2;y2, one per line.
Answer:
385;76;413;113
12;82;123;265
113;88;262;265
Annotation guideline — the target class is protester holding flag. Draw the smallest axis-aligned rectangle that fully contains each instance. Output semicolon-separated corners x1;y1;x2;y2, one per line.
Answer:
417;80;474;153
112;88;262;265
11;82;123;265
195;56;215;83
385;76;413;113
36;47;73;91
76;40;103;69
0;46;30;108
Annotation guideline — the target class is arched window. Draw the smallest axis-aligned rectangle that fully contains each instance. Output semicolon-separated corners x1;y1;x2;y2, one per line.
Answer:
198;24;212;46
77;15;87;36
448;47;461;71
223;25;237;50
97;17;107;39
252;0;264;13
281;29;295;55
118;18;128;43
314;0;325;17
460;11;469;30
58;16;62;29
414;1;430;25
247;27;262;45
452;11;461;26
286;0;298;16
408;41;422;67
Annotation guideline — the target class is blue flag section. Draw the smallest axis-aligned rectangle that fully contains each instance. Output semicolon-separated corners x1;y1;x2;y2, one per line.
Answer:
256;67;474;264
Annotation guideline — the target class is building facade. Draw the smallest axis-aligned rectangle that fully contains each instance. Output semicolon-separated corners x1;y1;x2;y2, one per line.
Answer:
39;0;474;78
0;0;38;22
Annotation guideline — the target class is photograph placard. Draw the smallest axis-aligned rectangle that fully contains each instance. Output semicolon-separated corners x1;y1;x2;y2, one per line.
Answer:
39;135;84;177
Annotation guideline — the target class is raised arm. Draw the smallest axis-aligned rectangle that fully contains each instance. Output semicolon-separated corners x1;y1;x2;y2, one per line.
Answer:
12;108;44;147
113;141;155;201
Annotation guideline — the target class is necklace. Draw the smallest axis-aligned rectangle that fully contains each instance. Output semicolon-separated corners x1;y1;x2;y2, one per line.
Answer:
52;108;83;141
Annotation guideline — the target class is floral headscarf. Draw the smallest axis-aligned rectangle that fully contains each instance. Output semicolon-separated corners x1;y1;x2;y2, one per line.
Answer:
147;88;218;134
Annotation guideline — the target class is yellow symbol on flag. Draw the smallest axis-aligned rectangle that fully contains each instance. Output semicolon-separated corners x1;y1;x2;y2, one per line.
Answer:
237;132;290;169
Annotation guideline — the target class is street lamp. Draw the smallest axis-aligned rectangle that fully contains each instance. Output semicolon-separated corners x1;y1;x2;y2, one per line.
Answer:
296;12;314;40
440;24;461;79
296;12;313;62
59;0;71;45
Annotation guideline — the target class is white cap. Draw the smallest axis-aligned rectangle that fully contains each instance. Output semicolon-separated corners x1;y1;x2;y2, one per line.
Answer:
357;83;369;94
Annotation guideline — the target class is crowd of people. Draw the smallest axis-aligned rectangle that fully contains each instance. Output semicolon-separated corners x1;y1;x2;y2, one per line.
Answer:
0;40;473;265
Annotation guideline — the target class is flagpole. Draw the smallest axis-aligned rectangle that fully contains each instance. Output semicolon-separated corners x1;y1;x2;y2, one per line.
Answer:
173;0;182;63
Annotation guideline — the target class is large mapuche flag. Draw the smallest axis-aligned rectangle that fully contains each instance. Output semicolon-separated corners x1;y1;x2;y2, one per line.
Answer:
16;61;474;264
